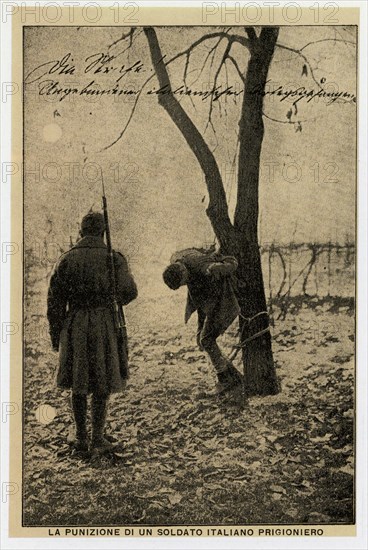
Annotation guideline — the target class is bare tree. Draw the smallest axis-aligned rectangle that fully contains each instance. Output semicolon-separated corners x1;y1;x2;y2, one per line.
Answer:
105;26;355;397
144;27;280;396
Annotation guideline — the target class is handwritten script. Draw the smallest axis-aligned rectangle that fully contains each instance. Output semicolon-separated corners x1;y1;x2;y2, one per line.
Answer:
25;52;356;106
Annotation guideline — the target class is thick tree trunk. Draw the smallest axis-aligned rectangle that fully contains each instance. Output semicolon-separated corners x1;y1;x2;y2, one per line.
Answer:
234;28;280;396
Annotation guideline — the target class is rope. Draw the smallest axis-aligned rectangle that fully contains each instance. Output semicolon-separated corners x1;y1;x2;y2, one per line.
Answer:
228;311;270;361
235;327;271;348
239;310;269;323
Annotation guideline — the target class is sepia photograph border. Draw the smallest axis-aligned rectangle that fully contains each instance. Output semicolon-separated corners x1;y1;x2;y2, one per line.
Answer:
1;1;367;548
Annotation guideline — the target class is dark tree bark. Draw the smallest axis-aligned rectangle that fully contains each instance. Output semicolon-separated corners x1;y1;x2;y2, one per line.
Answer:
144;26;280;397
233;27;280;396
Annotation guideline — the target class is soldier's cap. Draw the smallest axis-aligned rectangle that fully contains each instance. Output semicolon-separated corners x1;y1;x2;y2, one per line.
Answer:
81;212;105;236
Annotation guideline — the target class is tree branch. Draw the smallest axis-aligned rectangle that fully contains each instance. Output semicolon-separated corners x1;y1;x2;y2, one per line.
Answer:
227;54;245;83
276;42;323;90
190;36;223;86
300;37;356;52
143;27;235;250
245;26;257;44
100;71;156;152
164;31;250;68
108;28;135;50
275;37;355;98
205;39;233;134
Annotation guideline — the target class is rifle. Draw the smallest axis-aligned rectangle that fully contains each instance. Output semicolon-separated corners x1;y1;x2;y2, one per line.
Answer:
101;174;129;379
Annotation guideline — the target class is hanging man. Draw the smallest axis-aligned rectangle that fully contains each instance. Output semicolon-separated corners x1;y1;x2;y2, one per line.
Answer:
162;247;242;394
47;212;137;453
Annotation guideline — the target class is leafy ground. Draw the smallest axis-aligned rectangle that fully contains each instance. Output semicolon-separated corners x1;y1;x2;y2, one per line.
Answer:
23;264;354;526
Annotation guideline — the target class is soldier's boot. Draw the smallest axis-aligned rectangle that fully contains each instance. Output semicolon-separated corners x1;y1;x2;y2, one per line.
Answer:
71;393;89;452
91;394;113;452
201;338;242;394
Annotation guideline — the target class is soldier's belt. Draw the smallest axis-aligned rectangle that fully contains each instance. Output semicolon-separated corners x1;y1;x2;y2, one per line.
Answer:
69;297;111;310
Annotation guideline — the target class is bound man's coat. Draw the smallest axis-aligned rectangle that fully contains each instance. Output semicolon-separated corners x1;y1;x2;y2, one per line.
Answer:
170;248;240;343
47;236;137;395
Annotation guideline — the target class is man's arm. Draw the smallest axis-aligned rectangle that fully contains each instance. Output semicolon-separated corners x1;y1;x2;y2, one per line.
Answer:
205;255;238;279
170;248;204;265
170;250;238;281
47;259;68;351
114;252;138;305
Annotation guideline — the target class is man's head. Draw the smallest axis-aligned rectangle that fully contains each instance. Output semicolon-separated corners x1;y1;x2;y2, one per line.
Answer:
80;212;105;237
162;262;189;290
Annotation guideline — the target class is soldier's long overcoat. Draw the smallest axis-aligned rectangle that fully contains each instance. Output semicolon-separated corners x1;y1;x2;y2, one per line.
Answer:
47;236;137;395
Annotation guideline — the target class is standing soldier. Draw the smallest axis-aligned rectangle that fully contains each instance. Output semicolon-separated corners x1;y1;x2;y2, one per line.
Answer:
47;212;137;453
162;247;242;395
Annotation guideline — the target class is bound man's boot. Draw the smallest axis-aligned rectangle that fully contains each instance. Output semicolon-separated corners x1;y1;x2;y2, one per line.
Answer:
216;362;243;394
71;393;89;452
91;394;113;452
202;338;243;394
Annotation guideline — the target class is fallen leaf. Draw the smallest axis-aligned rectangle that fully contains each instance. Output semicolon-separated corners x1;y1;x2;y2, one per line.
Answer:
337;465;353;476
310;434;332;443
307;512;332;523
249;461;262;470
167;492;182;506
270;485;286;494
